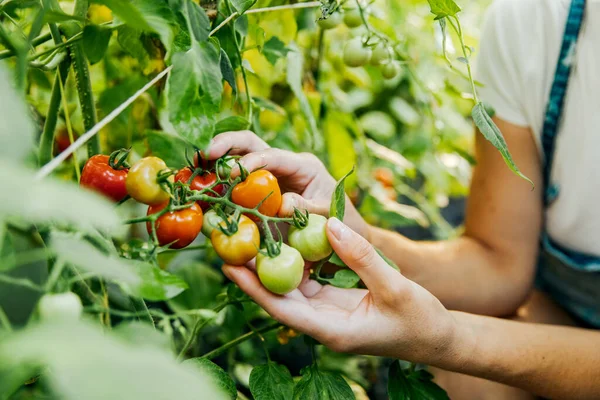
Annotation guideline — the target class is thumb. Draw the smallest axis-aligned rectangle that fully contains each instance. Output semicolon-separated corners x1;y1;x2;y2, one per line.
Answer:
326;217;404;295
278;192;329;217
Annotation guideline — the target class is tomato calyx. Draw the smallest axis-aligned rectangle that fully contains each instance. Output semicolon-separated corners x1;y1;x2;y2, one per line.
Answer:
262;238;282;258
216;209;241;236
108;148;131;170
291;208;310;229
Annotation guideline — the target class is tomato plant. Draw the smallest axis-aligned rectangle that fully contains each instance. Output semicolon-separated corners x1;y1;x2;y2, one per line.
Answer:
0;0;511;398
80;153;129;202
38;292;83;322
126;157;172;206
231;170;282;218
288;214;333;262
147;202;204;249
343;38;371;67
256;244;304;295
211;215;261;266
174;168;225;211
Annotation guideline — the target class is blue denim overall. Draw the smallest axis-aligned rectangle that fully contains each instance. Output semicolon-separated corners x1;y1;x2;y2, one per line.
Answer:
535;0;600;328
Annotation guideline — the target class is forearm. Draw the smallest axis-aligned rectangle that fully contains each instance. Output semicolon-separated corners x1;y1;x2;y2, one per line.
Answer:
368;226;532;316
438;312;600;399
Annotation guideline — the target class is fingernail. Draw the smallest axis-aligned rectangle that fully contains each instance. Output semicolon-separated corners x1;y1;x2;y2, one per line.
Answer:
328;217;347;241
288;195;297;209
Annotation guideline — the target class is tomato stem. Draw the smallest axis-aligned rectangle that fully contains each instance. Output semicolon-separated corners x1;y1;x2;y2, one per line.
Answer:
200;321;281;361
177;301;235;361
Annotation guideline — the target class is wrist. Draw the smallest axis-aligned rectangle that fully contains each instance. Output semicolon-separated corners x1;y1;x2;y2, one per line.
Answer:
434;311;480;371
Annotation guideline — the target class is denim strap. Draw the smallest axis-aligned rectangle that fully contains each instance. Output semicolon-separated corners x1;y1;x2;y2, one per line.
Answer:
541;0;586;205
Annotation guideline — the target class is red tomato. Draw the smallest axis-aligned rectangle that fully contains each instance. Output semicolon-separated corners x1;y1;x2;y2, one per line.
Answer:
174;169;225;211
80;155;129;202
231;170;282;218
54;128;78;157
146;202;203;249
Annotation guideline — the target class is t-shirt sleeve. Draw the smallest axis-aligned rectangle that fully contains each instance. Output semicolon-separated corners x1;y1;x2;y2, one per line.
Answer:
475;0;529;127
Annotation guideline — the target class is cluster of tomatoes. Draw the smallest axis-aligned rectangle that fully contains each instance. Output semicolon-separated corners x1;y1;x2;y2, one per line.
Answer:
317;7;401;79
79;150;335;295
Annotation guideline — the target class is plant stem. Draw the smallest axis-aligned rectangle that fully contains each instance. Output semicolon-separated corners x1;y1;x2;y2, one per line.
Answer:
28;33;83;62
201;322;280;360
448;16;478;103
0;32;53;60
128;297;154;327
177;302;231;360
56;64;82;181
44;258;66;292
38;59;71;166
0;274;44;292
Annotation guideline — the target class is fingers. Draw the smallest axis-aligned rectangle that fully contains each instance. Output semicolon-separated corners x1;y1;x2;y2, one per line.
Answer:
206;131;270;159
233;149;312;180
326;218;405;296
221;265;328;337
278;192;330;217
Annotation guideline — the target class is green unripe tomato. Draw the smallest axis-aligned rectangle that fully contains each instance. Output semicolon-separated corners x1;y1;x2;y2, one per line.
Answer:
370;43;389;65
202;209;224;237
343;38;370;67
343;8;363;28
256;244;304;295
38;292;83;321
288;214;333;262
381;61;401;79
317;12;342;30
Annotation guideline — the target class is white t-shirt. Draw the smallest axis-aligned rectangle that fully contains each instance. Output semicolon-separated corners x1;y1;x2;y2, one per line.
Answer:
476;0;600;256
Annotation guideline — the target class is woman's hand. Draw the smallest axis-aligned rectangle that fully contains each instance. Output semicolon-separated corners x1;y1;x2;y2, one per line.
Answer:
221;217;460;365
206;131;370;238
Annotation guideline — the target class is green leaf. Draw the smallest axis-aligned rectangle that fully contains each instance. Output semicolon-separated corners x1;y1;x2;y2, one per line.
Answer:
262;36;289;65
286;45;320;150
116;26;149;64
329;168;354;221
0;66;34;164
253;96;285;113
146;130;192;169
220;49;237;94
230;0;256;15
43;9;85;23
184;0;210;43
114;321;172;352
388;361;411;400
168;262;224;311
249;362;294;400
293;365;355;400
82;25;113;65
94;0;177;51
471;102;533;187
167;42;223;150
51;234;188;301
183;358;237;400
0;320;228;400
214;116;250;134
328;253;347;268
388;361;449;400
327;269;360;289
0;163;120;234
426;0;461;19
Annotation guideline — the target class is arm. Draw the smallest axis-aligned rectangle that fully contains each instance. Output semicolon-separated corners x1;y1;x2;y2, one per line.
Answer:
445;312;600;399
223;217;600;400
369;118;543;316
